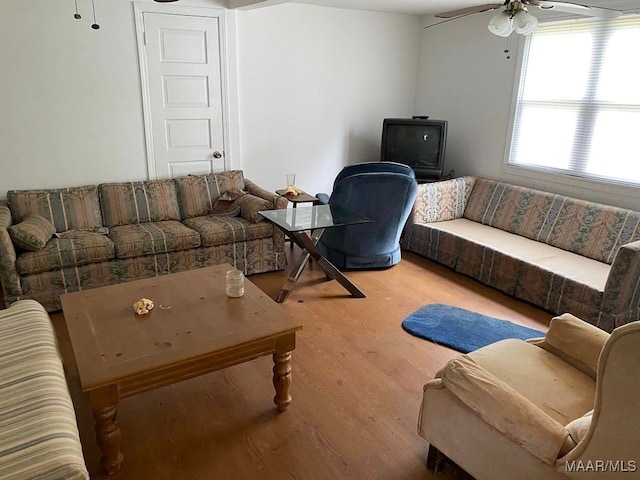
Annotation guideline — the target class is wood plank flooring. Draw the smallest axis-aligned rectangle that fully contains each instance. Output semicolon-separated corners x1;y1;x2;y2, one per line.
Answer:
51;249;551;480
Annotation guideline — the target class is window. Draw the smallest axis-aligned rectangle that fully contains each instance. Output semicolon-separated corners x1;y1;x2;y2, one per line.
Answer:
508;15;640;185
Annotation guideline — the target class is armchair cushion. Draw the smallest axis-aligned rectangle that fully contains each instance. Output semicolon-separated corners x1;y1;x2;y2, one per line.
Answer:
440;356;571;465
8;215;55;252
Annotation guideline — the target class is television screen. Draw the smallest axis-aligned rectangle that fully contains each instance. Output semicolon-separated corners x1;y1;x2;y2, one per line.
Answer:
381;118;447;181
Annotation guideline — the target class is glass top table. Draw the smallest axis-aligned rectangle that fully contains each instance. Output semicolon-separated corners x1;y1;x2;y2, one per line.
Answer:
259;204;371;233
259;205;372;302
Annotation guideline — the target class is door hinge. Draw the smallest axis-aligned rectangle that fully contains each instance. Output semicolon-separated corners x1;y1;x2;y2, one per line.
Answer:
143;31;147;46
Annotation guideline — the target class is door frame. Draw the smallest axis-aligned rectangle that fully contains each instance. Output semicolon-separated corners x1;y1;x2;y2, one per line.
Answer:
133;2;240;179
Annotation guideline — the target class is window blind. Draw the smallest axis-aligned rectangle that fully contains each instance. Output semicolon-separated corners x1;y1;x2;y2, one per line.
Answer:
509;15;640;185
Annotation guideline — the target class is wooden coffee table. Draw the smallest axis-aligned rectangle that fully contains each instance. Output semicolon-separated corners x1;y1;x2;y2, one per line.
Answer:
60;264;302;475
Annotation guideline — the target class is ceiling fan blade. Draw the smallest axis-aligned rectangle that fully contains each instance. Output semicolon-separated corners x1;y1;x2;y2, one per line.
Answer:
435;3;504;18
534;1;623;19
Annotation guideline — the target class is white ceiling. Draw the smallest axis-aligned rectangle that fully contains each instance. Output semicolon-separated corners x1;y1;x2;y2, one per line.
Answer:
288;0;484;16
278;0;640;16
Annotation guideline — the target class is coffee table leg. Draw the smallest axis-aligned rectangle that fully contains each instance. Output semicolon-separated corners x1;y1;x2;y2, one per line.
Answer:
90;386;124;475
272;351;293;412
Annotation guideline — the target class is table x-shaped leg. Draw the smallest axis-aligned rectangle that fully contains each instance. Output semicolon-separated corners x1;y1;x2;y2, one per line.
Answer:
275;228;365;302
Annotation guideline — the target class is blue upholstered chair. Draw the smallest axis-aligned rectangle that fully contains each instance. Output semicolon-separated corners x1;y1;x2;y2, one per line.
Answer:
315;161;418;269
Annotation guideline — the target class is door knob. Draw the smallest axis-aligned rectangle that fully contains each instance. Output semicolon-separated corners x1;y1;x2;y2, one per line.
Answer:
213;151;223;159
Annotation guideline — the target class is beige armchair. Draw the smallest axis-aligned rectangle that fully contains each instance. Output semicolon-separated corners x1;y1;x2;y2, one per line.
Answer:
418;314;640;479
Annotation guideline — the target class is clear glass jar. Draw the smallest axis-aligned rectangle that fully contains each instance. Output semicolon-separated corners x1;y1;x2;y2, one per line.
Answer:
225;269;245;298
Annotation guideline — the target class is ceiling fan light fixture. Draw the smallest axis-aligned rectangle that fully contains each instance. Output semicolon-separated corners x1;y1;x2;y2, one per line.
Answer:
514;9;538;35
488;11;514;37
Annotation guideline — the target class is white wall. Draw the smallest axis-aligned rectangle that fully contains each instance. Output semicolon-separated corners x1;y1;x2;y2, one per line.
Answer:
416;12;640;210
0;1;420;201
236;4;421;195
0;0;225;199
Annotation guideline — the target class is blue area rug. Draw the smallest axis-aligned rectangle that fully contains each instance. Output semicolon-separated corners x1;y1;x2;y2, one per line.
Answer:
402;304;545;353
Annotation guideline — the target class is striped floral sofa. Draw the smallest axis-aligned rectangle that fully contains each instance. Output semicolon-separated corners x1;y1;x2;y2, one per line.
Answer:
402;176;640;332
0;171;287;312
0;300;88;479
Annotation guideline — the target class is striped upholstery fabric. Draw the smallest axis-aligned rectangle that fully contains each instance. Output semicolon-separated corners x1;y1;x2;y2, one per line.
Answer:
15;237;287;311
0;228;21;298
7;185;103;233
108;221;201;259
183;215;274;247
8;215;56;252
0;300;89;480
16;232;115;275
403;177;640;331
174;171;246;219
0;205;12;228
464;178;640;264
244;179;289;210
99;180;181;228
1;173;288;312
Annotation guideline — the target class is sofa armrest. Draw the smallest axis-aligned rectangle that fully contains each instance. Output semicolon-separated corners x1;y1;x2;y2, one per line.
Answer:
440;356;571;465
0;205;11;228
529;313;609;379
0;227;21;301
600;240;640;328
244;179;288;210
407;176;476;226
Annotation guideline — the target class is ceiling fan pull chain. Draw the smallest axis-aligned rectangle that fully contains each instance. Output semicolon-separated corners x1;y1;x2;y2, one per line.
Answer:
73;0;81;19
91;0;100;29
504;34;512;60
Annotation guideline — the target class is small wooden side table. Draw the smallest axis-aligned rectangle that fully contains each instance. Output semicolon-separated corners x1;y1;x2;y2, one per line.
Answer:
275;189;319;248
275;189;319;206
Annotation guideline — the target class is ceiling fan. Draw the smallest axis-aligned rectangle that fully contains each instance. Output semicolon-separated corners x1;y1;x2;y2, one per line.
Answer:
434;1;623;37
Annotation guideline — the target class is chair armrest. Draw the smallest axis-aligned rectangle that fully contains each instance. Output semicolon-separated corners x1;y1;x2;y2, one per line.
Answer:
600;240;640;329
0;205;11;229
315;193;330;205
0;227;22;301
440;356;570;465
407;176;476;226
244;179;288;210
530;314;609;379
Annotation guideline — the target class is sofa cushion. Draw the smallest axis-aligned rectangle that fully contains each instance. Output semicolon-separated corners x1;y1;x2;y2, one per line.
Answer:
7;185;103;233
109;221;201;258
99;180;181;228
463;178;640;264
174;171;246;219
182;215;273;247
8;215;56;251
16;231;115;275
0;300;89;480
427;219;610;289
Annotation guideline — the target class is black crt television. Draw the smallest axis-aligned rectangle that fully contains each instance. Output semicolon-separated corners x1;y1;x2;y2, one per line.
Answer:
380;117;448;182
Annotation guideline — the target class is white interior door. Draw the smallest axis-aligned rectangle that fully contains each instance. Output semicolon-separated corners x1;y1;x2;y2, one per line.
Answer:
143;12;225;178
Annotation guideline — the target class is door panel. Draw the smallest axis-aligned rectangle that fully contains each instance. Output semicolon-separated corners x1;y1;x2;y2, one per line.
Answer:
143;13;225;178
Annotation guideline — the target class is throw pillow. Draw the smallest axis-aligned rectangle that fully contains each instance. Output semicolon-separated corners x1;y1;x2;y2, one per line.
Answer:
237;194;272;223
212;188;247;216
8;215;56;251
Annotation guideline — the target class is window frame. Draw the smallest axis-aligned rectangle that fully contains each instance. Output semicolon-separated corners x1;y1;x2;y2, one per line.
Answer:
502;13;640;191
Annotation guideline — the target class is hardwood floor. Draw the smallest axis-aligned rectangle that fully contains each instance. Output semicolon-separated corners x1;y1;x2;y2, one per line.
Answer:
51;250;551;480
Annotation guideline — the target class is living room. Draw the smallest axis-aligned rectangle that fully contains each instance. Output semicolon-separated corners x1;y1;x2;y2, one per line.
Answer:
1;0;640;479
